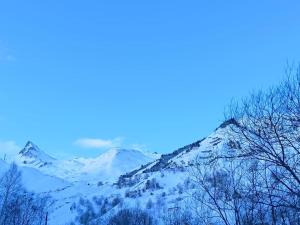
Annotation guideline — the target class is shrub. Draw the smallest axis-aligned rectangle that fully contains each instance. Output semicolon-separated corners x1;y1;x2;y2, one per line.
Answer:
108;208;154;225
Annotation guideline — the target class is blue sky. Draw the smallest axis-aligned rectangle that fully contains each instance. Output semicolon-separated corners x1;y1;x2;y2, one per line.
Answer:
0;1;300;158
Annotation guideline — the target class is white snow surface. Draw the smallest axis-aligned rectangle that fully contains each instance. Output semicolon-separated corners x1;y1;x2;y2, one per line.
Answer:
0;121;238;225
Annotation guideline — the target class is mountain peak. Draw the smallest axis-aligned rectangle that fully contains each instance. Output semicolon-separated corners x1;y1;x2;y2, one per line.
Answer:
108;148;140;154
216;118;239;130
103;148;160;161
20;141;41;156
25;140;36;147
18;141;55;165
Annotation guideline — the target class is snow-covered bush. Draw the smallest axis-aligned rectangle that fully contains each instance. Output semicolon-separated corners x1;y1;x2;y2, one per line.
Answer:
146;198;153;209
73;195;126;225
162;208;198;225
107;208;154;225
144;178;161;191
125;189;142;198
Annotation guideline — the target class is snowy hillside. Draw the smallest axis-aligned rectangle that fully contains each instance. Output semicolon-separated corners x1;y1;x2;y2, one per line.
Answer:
0;142;159;224
0;119;240;225
65;120;239;224
111;120;237;207
0;158;68;193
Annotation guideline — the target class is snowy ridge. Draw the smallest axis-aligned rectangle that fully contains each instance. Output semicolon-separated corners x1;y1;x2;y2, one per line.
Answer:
116;122;235;189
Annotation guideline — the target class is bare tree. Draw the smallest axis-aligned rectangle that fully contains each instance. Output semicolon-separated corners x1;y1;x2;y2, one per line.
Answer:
0;163;22;224
226;67;300;223
191;156;248;225
108;208;154;225
189;67;300;225
0;163;50;225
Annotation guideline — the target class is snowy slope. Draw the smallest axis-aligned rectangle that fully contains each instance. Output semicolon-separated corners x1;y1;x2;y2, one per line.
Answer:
101;119;240;218
2;119;240;225
10;142;160;224
60;120;240;224
117;120;234;184
0;158;73;224
0;158;69;197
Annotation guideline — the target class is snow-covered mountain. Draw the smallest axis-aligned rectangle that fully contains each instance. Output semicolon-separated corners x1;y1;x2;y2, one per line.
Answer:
0;119;239;225
74;148;159;182
15;142;158;183
111;120;237;207
69;119;238;224
0;142;159;224
17;141;56;167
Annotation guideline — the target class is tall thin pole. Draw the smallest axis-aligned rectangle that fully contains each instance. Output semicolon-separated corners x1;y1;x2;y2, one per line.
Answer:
45;212;48;225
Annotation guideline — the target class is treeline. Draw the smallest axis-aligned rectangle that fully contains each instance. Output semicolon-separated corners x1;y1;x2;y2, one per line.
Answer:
0;163;49;225
71;198;199;225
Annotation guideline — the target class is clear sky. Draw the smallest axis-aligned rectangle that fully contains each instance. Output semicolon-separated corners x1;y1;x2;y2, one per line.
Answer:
0;1;300;159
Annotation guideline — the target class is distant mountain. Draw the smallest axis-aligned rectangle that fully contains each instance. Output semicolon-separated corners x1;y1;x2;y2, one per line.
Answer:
15;142;158;183
74;148;160;182
17;141;56;167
